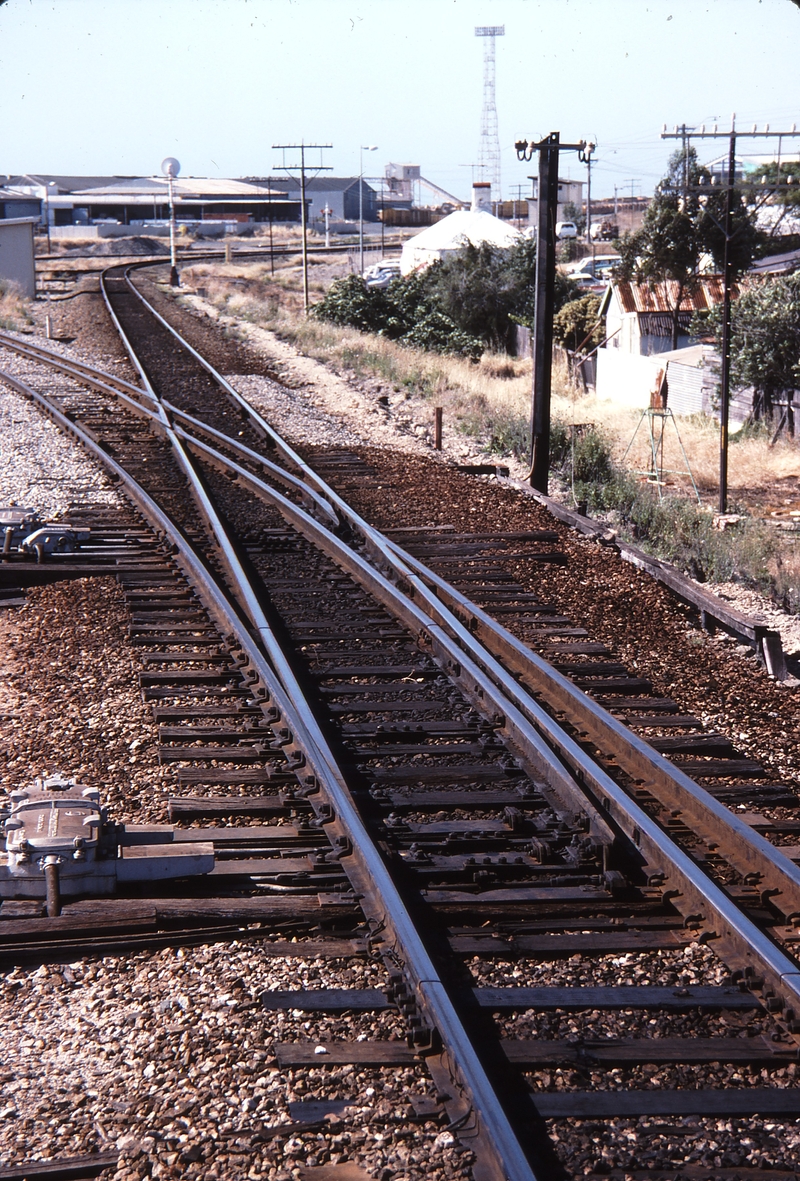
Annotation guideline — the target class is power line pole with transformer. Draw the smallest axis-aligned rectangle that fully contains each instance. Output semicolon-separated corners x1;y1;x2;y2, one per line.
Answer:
662;116;800;512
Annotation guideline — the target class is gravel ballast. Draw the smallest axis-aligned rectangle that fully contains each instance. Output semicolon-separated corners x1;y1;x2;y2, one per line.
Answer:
1;278;799;1180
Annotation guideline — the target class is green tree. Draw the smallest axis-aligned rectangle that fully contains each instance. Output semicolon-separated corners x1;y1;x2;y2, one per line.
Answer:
553;294;604;354
748;161;800;240
430;237;578;352
617;146;759;348
562;200;586;236
428;238;537;352
705;273;800;423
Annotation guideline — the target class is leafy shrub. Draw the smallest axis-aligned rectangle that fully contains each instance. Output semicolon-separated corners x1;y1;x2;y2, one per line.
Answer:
550;422;614;485
553;295;604;353
310;274;393;334
311;270;483;359
311;239;579;359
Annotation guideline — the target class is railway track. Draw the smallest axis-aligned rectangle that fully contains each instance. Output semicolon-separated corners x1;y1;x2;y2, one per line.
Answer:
1;264;800;1179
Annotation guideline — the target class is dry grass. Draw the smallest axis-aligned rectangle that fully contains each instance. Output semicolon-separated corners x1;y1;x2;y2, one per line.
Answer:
0;280;32;331
179;258;800;497
179;258;579;453
580;396;800;496
173;258;800;610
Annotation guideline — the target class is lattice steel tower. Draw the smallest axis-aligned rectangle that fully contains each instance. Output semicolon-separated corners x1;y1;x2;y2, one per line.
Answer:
475;24;504;200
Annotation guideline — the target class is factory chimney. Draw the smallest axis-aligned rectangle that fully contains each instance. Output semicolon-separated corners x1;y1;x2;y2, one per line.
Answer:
471;182;492;213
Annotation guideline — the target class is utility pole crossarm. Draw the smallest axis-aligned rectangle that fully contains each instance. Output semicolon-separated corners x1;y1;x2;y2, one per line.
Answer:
272;142;333;314
662;119;800;510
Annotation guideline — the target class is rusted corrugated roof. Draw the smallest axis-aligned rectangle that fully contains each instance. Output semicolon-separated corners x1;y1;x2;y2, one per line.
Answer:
614;277;733;314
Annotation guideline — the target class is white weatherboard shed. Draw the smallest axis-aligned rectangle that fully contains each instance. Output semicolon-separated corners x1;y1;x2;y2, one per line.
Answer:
0;218;36;298
400;183;522;275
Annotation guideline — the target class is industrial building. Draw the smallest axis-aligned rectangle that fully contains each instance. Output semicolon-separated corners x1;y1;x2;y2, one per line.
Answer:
0;175;303;229
248;176;379;224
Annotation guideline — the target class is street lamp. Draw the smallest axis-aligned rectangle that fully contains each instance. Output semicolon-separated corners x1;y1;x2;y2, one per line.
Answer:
161;156;181;286
359;145;377;275
44;181;55;255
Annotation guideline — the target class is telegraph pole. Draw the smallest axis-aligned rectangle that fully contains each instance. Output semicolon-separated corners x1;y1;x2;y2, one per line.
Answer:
580;141;596;245
718;129;737;514
273;141;332;313
662;116;800;512
516;132;591;492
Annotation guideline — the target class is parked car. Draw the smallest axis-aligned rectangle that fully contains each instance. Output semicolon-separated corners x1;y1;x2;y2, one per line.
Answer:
555;221;578;240
569;272;607;295
570;255;619;280
363;260;402;289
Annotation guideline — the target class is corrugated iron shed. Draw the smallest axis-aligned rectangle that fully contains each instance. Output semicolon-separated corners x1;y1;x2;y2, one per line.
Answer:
614;277;734;314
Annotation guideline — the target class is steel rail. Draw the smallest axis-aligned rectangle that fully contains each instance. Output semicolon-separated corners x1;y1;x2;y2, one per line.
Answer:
94;272;550;1181
118;265;328;482
10;336;800;1041
379;545;800;899
9;281;800;1159
26;267;800;1008
0;362;542;1181
123;284;800;941
176;423;800;1022
160;398;339;529
177;427;616;845
0;328;155;405
63;270;800;1013
98;268;344;722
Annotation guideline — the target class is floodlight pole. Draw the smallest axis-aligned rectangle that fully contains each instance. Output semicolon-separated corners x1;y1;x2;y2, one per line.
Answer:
45;182;54;255
273;141;332;313
167;172;178;286
516;132;589;492
360;145;378;276
662;117;800;512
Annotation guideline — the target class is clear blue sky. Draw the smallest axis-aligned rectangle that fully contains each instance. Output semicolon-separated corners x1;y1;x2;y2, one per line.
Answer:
1;0;798;201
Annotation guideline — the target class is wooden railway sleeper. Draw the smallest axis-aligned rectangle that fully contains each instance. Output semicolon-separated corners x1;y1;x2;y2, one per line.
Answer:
26;269;797;1177
377;542;800;921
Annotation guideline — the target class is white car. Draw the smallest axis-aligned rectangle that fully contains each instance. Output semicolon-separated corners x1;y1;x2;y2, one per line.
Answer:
569;273;607;294
555;221;578;240
363;260;401;289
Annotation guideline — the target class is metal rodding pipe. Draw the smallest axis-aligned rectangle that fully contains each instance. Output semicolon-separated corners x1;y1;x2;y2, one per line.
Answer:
44;856;61;917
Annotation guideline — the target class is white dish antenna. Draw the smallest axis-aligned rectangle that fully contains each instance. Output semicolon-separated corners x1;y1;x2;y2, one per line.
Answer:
161;157;181;178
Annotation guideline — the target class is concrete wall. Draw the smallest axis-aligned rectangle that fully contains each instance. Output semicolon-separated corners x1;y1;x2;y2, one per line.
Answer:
0;218;36;298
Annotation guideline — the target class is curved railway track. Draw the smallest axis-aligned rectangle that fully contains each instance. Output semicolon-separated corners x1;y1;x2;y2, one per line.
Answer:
2;263;800;1179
